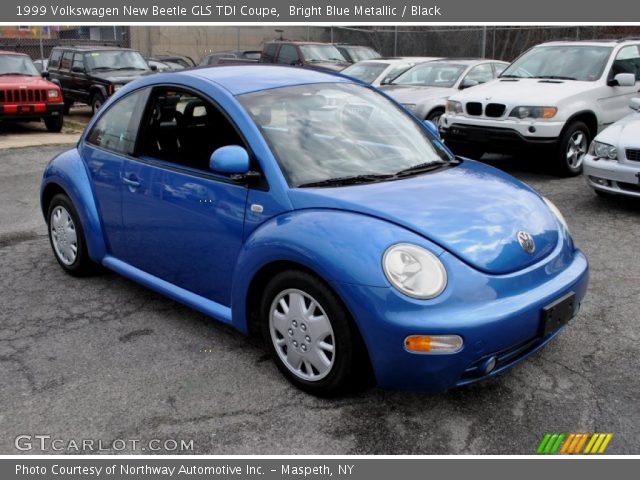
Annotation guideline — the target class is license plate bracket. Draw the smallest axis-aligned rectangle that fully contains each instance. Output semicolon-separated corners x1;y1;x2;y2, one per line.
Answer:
540;291;576;337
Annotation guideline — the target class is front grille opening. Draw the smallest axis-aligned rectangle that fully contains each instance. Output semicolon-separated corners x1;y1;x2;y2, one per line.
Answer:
0;88;47;104
618;182;640;193
626;149;640;162
466;102;483;116
485;103;506;118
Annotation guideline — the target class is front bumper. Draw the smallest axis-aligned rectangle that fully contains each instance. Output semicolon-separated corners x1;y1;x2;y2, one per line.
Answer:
441;122;558;153
584;155;640;197
0;102;64;121
333;243;589;392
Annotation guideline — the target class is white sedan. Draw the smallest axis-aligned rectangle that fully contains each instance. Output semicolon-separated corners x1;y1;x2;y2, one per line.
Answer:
341;57;440;86
584;97;640;198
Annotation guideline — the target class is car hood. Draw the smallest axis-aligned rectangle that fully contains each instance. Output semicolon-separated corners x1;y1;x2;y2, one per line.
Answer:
453;78;597;104
90;70;151;83
305;62;349;72
596;110;640;148
288;161;559;275
0;75;55;88
381;85;454;104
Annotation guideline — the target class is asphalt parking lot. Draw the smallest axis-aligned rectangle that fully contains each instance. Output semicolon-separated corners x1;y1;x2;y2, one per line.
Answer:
0;144;639;455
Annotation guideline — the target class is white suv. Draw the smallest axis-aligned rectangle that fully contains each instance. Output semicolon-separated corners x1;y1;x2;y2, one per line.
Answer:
440;40;640;175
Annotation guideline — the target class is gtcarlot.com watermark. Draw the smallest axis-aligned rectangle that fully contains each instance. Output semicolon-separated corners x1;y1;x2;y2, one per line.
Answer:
15;435;194;452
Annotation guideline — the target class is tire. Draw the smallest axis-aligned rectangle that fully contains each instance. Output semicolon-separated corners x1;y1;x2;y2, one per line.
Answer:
555;121;590;177
90;93;105;115
426;108;445;126
44;115;63;133
260;270;369;396
63;100;73;115
47;193;97;276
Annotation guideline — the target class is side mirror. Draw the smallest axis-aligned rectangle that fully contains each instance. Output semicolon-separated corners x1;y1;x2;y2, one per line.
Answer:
630;97;640;111
209;145;250;175
149;64;158;72
610;72;636;87
423;119;441;139
41;71;50;79
460;78;479;89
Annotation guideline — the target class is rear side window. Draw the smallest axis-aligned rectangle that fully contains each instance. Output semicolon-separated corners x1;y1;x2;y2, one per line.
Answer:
87;88;150;156
49;49;62;69
262;44;278;63
60;51;73;71
277;45;299;65
612;45;640;81
72;53;84;72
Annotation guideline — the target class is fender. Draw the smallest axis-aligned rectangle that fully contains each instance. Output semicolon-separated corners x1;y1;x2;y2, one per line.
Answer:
90;84;108;100
229;208;444;333
40;148;107;263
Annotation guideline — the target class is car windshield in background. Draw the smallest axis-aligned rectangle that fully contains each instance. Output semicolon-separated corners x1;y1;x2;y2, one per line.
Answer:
342;47;380;62
501;45;613;81
391;63;466;88
0;55;39;76
341;62;389;83
299;45;346;63
85;51;150;71
239;83;453;187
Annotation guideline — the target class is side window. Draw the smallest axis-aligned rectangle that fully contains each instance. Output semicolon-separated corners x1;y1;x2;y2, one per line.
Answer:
60;51;73;71
72;53;85;72
493;63;507;77
49;49;62;69
612;45;640;81
262;44;278;63
464;64;494;84
139;88;246;172
86;88;150;156
277;45;299;65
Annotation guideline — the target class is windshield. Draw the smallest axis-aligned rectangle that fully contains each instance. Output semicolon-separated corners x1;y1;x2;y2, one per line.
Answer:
85;50;149;71
238;83;453;187
341;62;389;83
501;45;613;81
299;45;346;64
342;46;381;62
391;62;466;88
0;55;39;76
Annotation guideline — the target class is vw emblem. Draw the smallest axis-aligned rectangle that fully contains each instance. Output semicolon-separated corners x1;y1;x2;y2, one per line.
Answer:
516;231;535;254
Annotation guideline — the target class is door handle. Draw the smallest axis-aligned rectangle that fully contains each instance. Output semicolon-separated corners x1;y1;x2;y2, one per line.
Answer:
122;175;141;189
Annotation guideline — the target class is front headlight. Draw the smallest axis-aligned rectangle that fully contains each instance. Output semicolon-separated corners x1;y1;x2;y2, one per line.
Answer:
588;140;617;160
47;89;60;98
509;106;557;119
543;197;569;233
402;103;417;112
383;244;447;300
446;100;463;115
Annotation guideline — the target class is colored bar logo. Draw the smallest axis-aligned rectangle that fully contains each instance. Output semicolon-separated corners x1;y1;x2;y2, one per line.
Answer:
537;433;613;454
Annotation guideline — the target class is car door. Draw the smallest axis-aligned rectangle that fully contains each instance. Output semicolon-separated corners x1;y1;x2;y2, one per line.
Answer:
70;53;91;104
82;87;151;259
120;86;250;307
57;50;75;100
599;45;640;127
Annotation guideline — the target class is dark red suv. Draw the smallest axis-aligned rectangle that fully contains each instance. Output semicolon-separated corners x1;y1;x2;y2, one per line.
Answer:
0;51;64;132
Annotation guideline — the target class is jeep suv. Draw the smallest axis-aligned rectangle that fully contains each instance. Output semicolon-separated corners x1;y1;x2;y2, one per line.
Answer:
47;46;151;115
0;50;64;132
440;39;640;175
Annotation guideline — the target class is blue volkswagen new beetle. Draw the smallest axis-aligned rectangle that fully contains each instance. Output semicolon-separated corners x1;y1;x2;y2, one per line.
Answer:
40;66;589;395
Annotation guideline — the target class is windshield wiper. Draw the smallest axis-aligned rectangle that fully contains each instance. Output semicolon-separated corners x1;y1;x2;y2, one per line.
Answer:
298;173;396;188
534;75;577;80
393;161;456;177
499;74;524;78
0;72;33;76
112;66;147;71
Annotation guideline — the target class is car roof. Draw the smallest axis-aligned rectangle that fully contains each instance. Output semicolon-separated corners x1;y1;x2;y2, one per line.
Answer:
189;65;351;95
0;50;27;56
537;39;639;47
351;57;439;65
423;58;504;65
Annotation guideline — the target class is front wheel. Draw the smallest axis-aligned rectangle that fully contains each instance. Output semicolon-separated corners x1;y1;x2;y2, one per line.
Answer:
556;121;590;176
90;93;105;115
44;115;63;133
426;108;444;127
261;271;367;396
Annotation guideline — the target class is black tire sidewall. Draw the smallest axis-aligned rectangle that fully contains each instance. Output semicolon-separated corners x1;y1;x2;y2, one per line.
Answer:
557;121;590;176
91;94;105;115
44;115;63;132
260;270;357;396
47;193;91;275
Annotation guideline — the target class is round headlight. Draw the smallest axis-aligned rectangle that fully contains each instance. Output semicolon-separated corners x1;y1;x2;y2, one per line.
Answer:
543;197;569;232
383;244;447;300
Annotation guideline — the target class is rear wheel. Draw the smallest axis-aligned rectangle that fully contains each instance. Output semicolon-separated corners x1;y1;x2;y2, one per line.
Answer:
44;115;63;133
261;270;368;396
555;121;590;176
47;193;97;276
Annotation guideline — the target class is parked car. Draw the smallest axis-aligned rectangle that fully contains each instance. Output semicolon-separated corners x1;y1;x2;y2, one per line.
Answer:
381;58;509;125
33;58;48;73
145;58;185;72
47;46;151;114
334;44;381;63
260;41;349;71
0;50;64;132
440;39;640;176
583;97;640;198
40;65;588;395
200;50;262;66
152;54;196;68
341;57;440;86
